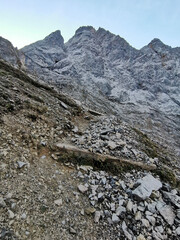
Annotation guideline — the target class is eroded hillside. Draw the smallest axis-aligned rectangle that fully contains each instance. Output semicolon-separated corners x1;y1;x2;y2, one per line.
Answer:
0;60;180;239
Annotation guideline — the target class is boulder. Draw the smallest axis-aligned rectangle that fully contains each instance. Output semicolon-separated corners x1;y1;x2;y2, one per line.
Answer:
156;201;175;225
132;174;162;200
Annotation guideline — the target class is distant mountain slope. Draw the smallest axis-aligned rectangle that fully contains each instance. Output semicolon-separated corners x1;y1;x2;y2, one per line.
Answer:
20;26;180;115
0;36;21;67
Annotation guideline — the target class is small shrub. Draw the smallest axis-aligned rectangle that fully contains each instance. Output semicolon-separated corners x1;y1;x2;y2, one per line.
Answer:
6;103;14;112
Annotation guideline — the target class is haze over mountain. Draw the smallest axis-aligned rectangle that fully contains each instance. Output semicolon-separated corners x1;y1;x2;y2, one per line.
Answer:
0;26;180;159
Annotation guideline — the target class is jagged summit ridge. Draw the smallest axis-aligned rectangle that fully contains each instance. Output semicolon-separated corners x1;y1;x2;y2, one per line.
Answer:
44;30;64;47
21;30;65;69
22;30;64;49
75;26;96;35
149;38;165;45
0;36;21;67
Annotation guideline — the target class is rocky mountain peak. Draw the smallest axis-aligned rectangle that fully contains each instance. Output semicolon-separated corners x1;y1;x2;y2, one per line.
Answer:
97;27;109;33
44;30;64;47
148;38;170;53
0;36;21;67
75;26;96;35
96;27;115;40
149;38;166;47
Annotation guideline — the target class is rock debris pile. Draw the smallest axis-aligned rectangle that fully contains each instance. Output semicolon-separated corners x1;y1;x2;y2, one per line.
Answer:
77;168;180;239
73;116;159;165
0;59;180;239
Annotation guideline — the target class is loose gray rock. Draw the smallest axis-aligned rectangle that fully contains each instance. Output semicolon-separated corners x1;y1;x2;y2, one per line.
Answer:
146;215;156;225
98;192;104;199
147;202;157;213
155;225;164;234
60;101;68;109
85;207;96;215
17;161;27;168
54;199;62;206
8;210;15;219
137;234;146;240
78;184;88;193
141;218;150;228
107;141;117;150
21;213;27;219
94;211;101;223
135;211;142;221
69;227;76;234
176;227;180;235
79;165;93;172
156;201;175;225
132;174;162;200
122;222;133;240
162;191;180;208
177;209;180;219
116;206;126;216
110;203;116;211
0;197;6;207
126;200;133;212
112;213;120;223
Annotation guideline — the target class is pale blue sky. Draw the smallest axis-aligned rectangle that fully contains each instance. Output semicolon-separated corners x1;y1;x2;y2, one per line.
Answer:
0;0;179;49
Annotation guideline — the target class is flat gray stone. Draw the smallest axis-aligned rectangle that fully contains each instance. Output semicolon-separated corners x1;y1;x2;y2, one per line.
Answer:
98;193;104;199
132;174;162;200
17;161;27;168
177;209;180;219
69;227;76;234
60;101;68;109
85;207;96;215
137;235;146;240
8;210;14;219
54;199;62;206
141;219;150;228
147;202;157;213
176;227;180;235
112;213;120;223
110;203;115;211
146;215;156;225
0;197;6;207
107;141;117;150
79;165;93;172
156;201;175;225
116;206;126;216
126;200;133;212
78;184;88;193
162;191;180;208
135;211;142;221
94;211;101;223
21;213;27;219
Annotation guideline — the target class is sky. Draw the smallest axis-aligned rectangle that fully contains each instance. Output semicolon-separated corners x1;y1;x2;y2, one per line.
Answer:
0;0;179;49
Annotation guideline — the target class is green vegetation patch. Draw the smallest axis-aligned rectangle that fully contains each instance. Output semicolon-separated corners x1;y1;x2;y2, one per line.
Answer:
132;127;171;165
155;167;180;188
56;150;141;176
25;101;48;114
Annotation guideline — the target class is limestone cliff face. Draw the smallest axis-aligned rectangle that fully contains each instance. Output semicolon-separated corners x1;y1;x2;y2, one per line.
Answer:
20;27;180;116
0;36;21;67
